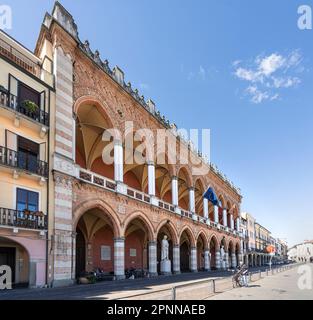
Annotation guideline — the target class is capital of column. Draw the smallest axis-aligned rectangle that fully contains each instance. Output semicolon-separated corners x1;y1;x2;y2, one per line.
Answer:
172;176;178;180
146;161;155;166
114;140;123;147
114;237;125;243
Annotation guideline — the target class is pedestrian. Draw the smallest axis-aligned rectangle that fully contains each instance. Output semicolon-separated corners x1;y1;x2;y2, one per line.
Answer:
241;264;249;287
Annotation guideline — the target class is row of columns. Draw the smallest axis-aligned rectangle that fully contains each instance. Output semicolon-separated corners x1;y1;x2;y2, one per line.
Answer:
113;142;240;231
113;237;241;279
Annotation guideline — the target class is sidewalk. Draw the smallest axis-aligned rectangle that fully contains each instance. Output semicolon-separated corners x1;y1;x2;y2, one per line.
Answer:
207;264;313;300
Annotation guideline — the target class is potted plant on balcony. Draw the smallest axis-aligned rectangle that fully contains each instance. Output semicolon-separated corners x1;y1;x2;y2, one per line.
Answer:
22;100;39;116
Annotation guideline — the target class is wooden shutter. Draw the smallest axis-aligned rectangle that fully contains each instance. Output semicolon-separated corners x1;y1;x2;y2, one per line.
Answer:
5;130;17;151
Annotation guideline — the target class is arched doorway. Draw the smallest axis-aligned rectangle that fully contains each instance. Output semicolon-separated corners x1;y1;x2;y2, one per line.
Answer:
124;216;153;274
0;237;29;288
75;228;86;278
196;232;207;271
75;207;116;278
157;223;176;274
179;228;194;272
209;235;219;270
228;240;234;269
235;243;241;266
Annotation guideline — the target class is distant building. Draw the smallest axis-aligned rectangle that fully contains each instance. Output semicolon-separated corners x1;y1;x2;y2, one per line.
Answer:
288;241;313;262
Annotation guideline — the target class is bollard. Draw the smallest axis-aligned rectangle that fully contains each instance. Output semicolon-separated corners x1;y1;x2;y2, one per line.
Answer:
259;270;261;279
172;287;176;300
212;279;216;293
266;269;268;276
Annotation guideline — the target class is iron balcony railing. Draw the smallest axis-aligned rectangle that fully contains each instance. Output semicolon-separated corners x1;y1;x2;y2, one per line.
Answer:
0;91;49;126
0;207;46;230
0;146;48;178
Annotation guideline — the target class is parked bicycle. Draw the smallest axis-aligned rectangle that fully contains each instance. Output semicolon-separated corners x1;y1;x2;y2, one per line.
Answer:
232;264;249;288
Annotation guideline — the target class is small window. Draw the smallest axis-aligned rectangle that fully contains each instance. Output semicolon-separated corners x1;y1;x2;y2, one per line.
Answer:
100;246;111;261
16;188;39;212
130;248;137;257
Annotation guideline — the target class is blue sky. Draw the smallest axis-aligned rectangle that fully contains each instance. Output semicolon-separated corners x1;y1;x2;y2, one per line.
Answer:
3;0;313;246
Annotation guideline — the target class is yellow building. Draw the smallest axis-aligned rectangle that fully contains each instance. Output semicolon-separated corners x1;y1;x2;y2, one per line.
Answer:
255;223;271;252
0;30;54;287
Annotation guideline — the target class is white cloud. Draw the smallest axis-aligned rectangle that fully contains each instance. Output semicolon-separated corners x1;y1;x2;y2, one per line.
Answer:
272;77;301;89
257;53;285;76
233;50;304;104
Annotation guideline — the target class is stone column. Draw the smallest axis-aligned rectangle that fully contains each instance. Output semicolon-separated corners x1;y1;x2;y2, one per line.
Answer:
215;250;221;269
147;162;155;196
236;217;240;232
114;238;125;280
189;187;195;213
190;247;197;272
223;209;227;227
204;250;210;271
231;253;237;268
148;241;158;277
225;254;229;269
214;205;219;223
203;198;209;219
230;214;234;230
114;141;123;182
171;176;178;206
114;141;127;194
173;245;180;274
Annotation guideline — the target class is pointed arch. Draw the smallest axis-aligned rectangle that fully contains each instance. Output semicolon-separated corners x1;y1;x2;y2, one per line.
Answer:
179;225;196;247
122;211;155;241
156;219;179;245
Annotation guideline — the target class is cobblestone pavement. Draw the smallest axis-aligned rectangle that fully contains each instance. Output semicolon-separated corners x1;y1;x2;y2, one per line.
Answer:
207;263;313;300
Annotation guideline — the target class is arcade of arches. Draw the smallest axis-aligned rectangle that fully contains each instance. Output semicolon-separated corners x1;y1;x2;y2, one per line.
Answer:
71;98;243;279
73;202;242;279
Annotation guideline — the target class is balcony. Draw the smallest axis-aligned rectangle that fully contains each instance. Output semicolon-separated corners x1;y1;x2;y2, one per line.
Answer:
77;167;240;238
0;90;49;126
0;35;54;87
0;146;48;178
0;207;46;230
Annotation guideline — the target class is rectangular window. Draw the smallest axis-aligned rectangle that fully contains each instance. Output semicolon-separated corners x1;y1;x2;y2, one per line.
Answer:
17;136;39;173
100;246;111;261
16;188;39;212
18;82;40;107
130;248;137;257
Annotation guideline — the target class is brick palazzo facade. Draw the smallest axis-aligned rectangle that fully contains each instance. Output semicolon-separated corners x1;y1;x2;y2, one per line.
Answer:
0;2;244;288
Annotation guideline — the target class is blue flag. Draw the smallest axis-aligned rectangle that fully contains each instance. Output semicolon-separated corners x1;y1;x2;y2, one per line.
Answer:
203;187;219;206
